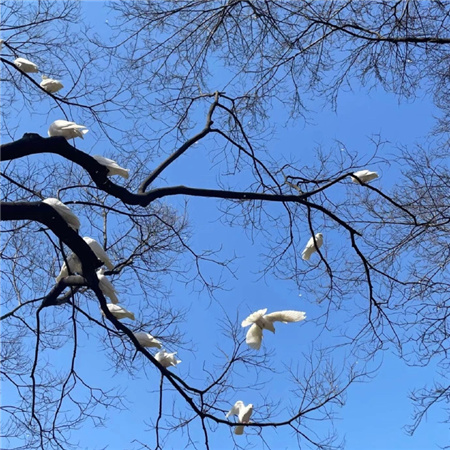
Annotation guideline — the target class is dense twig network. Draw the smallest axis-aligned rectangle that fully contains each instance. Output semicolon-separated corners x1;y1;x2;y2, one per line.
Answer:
1;1;449;449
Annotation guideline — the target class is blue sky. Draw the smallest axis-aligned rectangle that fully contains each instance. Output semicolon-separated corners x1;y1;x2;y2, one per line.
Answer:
161;90;446;450
2;2;449;449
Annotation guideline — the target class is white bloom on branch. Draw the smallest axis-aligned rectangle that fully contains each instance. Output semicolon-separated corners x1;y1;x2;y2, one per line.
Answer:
241;308;306;350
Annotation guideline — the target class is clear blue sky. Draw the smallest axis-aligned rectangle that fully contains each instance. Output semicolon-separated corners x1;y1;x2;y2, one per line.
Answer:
2;2;449;449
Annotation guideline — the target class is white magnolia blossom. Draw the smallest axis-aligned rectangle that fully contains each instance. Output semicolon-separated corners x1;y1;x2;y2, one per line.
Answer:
14;57;38;73
226;401;254;435
301;233;323;261
350;169;379;184
40;75;64;93
42;197;80;231
48;120;88;140
241;308;306;350
92;155;130;179
154;350;181;368
134;332;162;349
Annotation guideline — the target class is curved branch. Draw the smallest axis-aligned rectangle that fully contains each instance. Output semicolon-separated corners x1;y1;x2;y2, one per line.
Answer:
1;202;103;278
138;91;220;193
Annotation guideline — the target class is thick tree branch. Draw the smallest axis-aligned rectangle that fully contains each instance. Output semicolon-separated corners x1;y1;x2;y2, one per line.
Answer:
1;202;103;276
138;91;221;193
0;134;362;239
